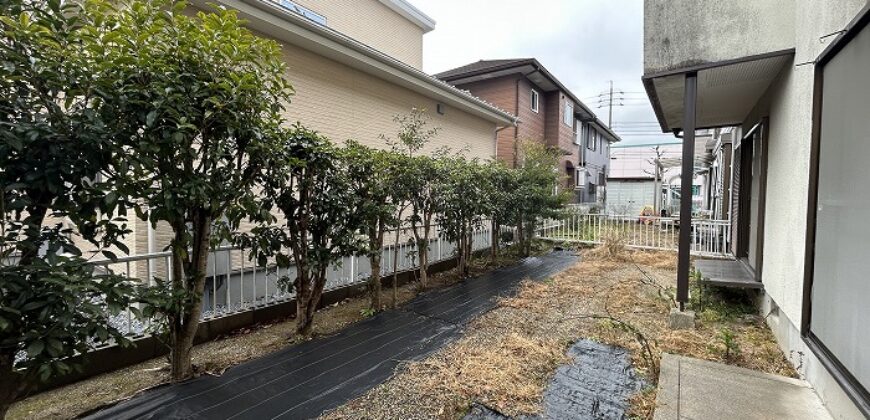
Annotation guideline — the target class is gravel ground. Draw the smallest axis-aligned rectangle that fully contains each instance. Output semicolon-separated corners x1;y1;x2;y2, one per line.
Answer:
323;246;795;420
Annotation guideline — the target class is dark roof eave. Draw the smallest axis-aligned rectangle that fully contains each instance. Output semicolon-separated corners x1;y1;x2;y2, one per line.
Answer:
438;58;598;120
641;48;797;133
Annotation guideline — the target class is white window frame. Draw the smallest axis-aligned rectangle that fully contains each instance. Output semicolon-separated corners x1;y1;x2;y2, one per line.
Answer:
587;127;597;151
564;101;574;127
530;89;539;113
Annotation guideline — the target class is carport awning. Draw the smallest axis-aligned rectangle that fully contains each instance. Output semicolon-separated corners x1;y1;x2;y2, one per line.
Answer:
642;50;794;133
659;156;714;171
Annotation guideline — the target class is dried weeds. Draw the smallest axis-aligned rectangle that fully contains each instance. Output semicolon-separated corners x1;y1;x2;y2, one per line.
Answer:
325;244;794;420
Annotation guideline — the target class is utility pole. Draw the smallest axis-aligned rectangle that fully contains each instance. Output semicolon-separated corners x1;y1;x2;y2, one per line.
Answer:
607;80;613;128
645;145;665;215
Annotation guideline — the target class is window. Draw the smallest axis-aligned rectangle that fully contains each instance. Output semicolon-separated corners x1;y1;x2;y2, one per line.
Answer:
805;11;870;399
586;126;595;150
268;0;328;26
575;169;586;189
530;89;539;113
564;101;574;127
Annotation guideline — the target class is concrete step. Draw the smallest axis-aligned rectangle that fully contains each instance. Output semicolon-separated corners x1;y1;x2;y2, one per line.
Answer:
654;354;832;420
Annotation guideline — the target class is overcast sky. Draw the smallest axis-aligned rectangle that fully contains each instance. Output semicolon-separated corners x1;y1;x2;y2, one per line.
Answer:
412;0;676;146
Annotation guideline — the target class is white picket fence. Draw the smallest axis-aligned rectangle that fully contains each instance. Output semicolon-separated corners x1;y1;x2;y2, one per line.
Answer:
537;212;731;257
94;221;499;338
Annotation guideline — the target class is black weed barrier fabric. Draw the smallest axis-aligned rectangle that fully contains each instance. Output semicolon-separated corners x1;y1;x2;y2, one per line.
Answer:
465;340;646;420
85;251;578;420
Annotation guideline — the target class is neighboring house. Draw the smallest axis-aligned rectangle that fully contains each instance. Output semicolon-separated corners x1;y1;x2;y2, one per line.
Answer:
75;0;519;281
643;1;870;418
607;141;711;217
577;121;613;205
434;59;620;204
703;128;735;220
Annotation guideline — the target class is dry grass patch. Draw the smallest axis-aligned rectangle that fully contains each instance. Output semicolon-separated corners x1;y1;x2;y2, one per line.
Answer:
326;245;794;420
407;331;568;415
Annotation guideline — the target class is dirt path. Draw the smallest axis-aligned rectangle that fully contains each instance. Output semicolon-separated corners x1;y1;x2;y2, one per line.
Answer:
324;248;795;419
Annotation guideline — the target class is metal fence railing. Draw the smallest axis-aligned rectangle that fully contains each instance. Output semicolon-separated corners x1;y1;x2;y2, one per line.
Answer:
537;212;731;257
91;221;498;339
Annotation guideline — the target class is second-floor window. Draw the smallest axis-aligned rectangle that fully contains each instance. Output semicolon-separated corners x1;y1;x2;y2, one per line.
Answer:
586;127;596;151
564;101;574;127
530;89;539;113
269;0;328;26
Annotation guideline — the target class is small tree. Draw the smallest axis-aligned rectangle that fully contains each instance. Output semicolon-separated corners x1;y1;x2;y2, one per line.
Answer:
386;153;412;308
514;141;569;256
95;1;293;380
342;141;399;312
382;108;440;288
437;156;487;276
481;161;519;259
0;1;135;415
256;126;366;336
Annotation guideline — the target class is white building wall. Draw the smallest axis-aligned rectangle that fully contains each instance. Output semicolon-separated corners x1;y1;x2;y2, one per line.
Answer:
740;1;867;418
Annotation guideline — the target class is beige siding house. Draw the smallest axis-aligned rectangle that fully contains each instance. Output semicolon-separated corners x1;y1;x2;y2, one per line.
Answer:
112;0;517;271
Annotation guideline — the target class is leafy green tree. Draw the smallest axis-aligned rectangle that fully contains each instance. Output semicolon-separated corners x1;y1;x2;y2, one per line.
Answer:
480;161;519;259
437;156;488;276
254;126;366;336
386;153;412;308
93;1;293;380
0;1;136;415
514;141;569;255
341;141;400;312
382;108;440;288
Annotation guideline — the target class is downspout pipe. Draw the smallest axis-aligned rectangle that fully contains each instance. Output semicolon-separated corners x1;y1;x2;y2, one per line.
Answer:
494;124;513;160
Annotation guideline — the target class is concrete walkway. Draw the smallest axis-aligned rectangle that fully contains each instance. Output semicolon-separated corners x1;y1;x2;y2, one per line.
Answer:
654;354;832;420
86;251;578;420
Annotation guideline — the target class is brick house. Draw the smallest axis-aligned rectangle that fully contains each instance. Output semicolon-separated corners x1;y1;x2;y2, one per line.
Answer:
436;59;620;204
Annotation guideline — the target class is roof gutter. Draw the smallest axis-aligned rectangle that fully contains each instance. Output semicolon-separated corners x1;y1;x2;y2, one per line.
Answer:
193;0;517;126
377;0;436;33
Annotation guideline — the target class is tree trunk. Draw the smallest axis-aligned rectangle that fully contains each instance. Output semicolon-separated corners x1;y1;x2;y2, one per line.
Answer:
517;220;527;257
466;226;474;272
169;214;211;382
297;266;328;336
369;254;382;310
368;223;384;311
457;224;467;276
0;352;21;420
417;243;428;288
523;219;534;256
391;222;401;309
293;258;313;336
490;220;499;259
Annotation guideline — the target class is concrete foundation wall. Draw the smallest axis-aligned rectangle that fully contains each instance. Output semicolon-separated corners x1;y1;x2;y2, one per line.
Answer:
760;292;865;420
